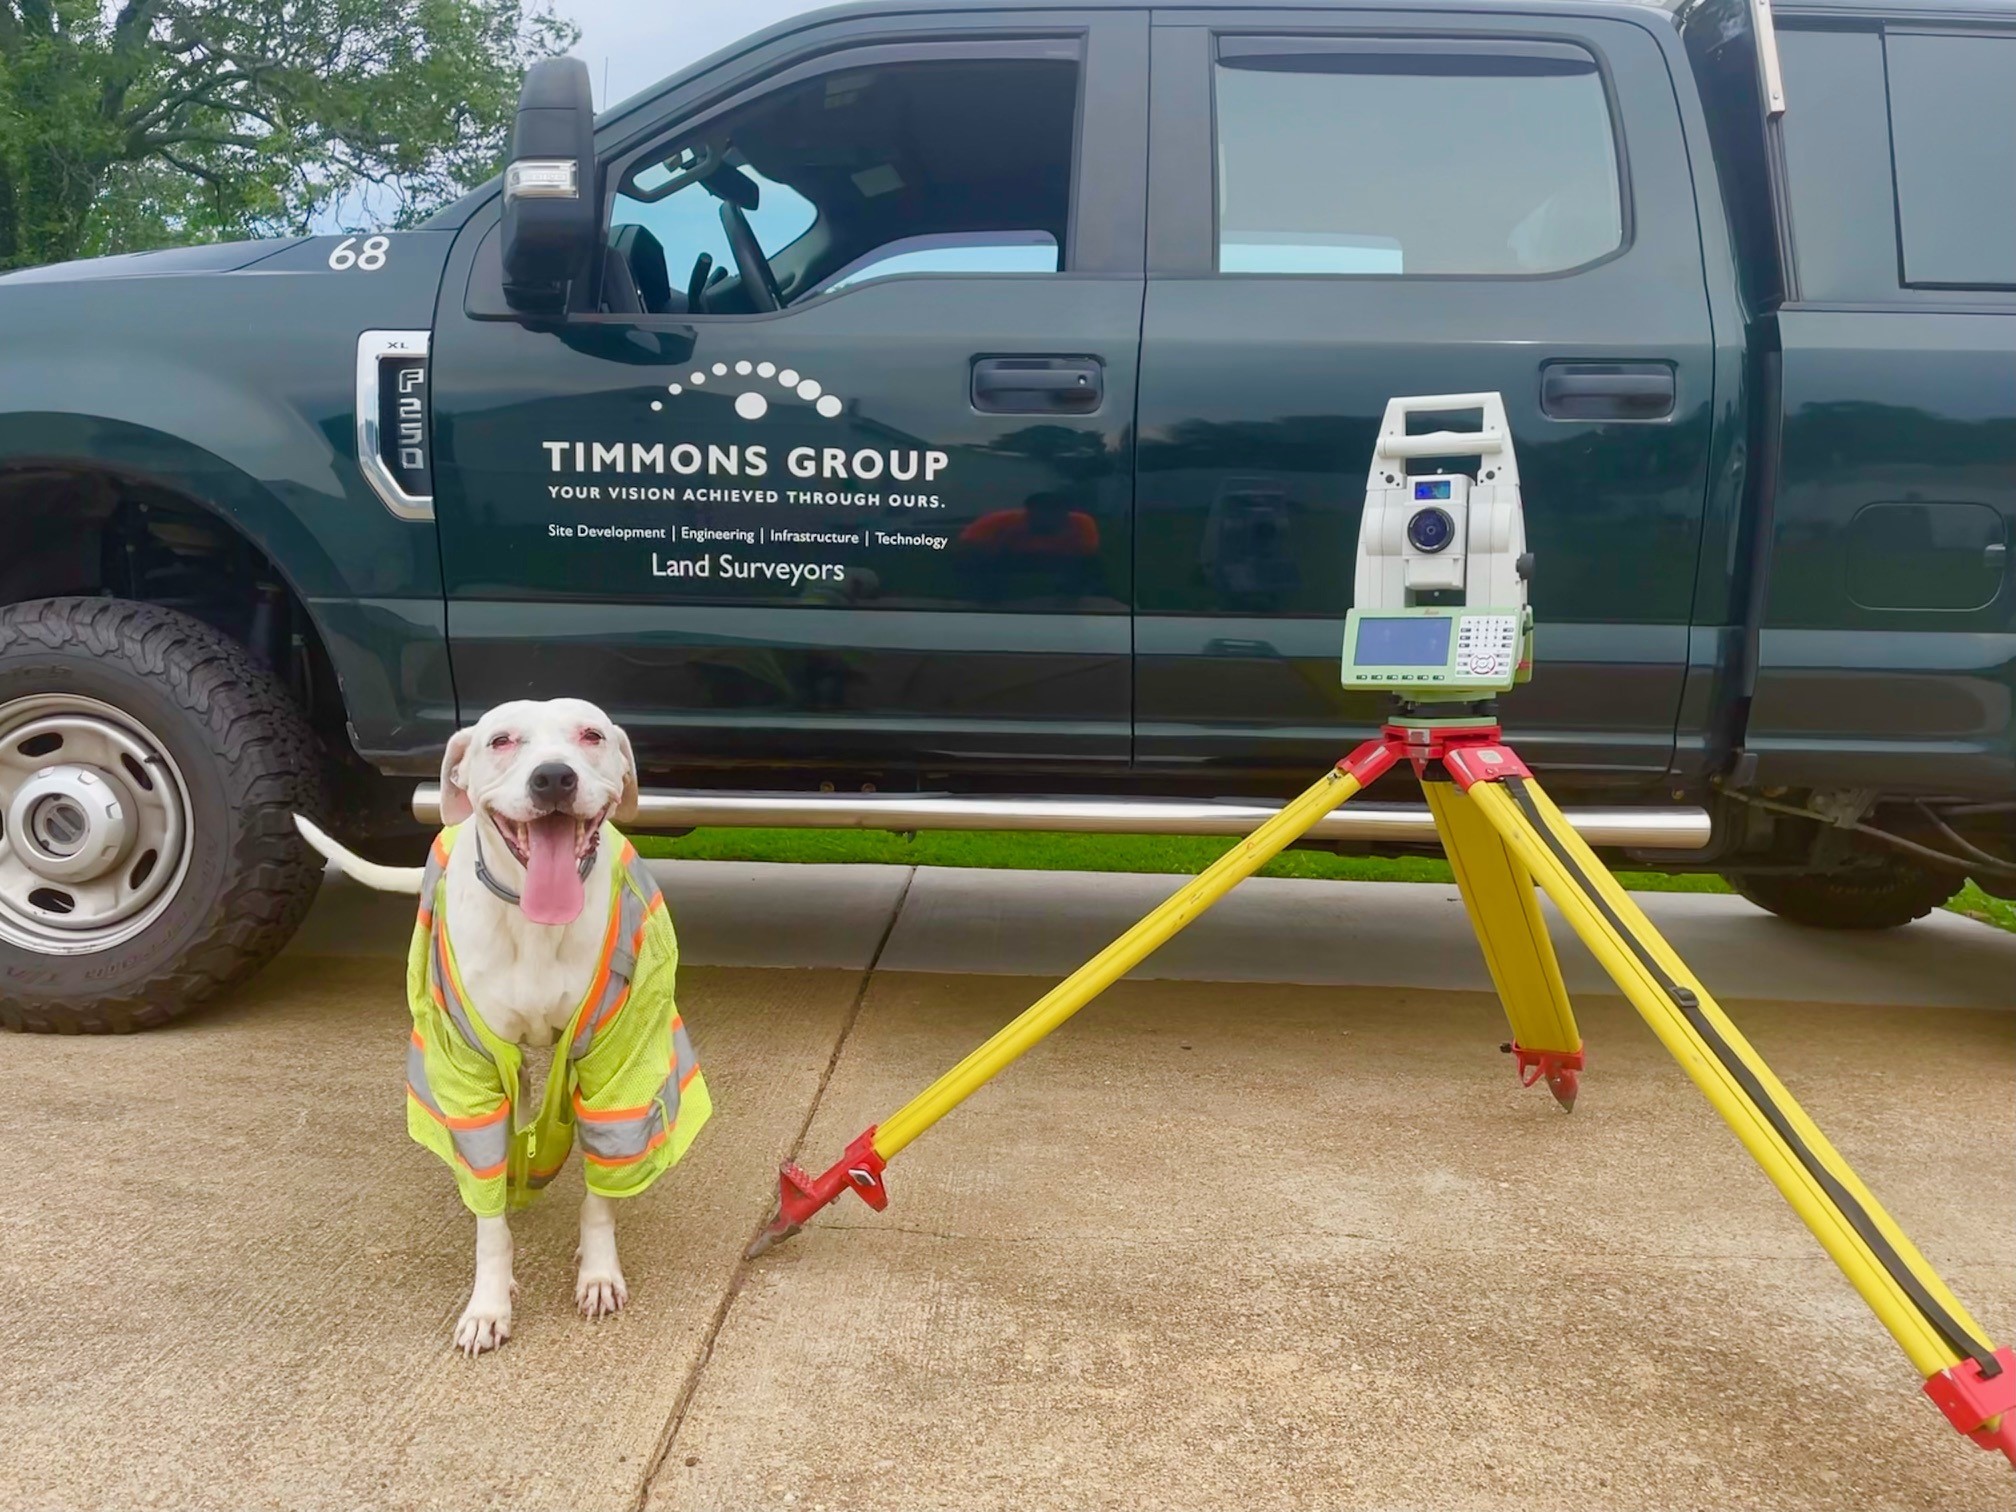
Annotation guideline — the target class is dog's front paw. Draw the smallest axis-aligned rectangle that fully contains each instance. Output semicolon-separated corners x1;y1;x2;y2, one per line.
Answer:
453;1297;513;1356
576;1265;628;1320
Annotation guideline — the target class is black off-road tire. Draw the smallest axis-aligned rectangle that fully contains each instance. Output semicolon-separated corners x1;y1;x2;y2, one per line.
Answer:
0;598;325;1032
1726;857;1958;931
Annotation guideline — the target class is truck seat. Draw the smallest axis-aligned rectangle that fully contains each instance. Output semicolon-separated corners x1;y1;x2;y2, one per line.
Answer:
608;224;680;315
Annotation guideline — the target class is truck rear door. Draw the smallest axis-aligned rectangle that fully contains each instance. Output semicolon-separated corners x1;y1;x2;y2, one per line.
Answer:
429;11;1148;779
1747;12;2016;793
1133;7;1716;789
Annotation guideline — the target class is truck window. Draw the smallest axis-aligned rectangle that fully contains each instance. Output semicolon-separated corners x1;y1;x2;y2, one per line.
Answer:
816;230;1060;294
607;57;1078;315
1778;25;2016;300
1775;28;1897;302
1885;33;2016;290
616;161;817;302
1212;41;1622;276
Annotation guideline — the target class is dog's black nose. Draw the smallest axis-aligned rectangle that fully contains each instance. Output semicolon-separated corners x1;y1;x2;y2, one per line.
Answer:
527;762;578;802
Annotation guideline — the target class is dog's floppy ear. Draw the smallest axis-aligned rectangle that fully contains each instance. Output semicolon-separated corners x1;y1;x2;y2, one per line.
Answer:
439;726;477;826
610;723;640;825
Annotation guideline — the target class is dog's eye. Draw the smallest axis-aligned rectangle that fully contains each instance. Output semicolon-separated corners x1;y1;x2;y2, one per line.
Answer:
580;728;606;745
487;732;515;750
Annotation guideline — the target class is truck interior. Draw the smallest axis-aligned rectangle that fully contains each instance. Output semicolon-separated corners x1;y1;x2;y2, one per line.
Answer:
604;56;1078;317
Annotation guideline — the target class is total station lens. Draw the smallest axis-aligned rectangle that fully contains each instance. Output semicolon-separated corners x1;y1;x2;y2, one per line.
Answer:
1407;506;1455;554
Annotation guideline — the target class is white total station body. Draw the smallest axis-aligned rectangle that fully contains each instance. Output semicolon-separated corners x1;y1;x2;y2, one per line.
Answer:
1354;391;1527;614
1341;392;1534;699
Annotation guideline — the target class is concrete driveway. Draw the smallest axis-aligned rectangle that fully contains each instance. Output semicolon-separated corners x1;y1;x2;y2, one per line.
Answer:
2;863;2010;1512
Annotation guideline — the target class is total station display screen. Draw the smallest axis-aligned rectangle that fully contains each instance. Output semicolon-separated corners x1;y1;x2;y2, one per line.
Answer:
1355;615;1452;667
1413;479;1452;500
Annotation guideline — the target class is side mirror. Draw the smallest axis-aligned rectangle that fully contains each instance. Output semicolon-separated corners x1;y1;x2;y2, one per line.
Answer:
501;57;596;313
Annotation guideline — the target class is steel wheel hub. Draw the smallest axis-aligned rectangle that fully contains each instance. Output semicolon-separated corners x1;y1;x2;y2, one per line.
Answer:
0;695;192;954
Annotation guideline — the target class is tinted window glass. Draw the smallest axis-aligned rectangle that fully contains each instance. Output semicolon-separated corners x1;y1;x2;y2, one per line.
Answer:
1886;32;2016;289
1213;44;1622;276
819;231;1060;293
615;166;817;283
610;58;1078;315
1777;27;1900;301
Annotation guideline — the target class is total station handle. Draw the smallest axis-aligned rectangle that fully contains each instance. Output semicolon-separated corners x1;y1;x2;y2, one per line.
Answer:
1367;393;1518;486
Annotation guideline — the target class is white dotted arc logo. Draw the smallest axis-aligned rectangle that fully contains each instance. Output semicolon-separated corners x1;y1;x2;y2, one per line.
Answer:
646;358;846;420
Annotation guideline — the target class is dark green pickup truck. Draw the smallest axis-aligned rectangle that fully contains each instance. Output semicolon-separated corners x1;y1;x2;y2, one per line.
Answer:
1;0;2010;1031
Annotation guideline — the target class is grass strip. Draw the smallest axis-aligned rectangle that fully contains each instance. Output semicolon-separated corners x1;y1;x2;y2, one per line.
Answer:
635;827;1719;893
630;827;2009;932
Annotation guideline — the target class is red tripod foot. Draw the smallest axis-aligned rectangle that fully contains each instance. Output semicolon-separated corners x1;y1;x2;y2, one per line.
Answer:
1924;1348;2016;1464
1503;1041;1584;1112
744;1127;889;1259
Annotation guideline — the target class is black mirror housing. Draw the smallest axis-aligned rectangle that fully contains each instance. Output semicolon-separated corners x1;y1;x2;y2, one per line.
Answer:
501;57;596;313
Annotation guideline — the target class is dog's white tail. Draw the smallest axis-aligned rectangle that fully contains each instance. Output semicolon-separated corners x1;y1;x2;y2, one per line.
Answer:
293;814;425;894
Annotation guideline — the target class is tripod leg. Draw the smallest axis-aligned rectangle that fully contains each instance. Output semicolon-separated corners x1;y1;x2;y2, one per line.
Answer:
745;737;1405;1257
1462;768;2015;1460
1426;779;1583;1109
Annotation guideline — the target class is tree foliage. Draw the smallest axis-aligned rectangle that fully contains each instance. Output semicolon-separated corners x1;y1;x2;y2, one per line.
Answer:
0;0;578;270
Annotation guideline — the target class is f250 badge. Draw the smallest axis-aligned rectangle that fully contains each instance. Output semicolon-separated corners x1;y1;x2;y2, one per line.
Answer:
379;356;430;496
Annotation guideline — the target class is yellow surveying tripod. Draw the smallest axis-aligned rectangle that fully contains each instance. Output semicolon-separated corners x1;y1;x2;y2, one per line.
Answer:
747;397;2014;1465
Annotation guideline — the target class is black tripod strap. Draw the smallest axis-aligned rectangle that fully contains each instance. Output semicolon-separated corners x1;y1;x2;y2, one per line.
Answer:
1500;775;1998;1379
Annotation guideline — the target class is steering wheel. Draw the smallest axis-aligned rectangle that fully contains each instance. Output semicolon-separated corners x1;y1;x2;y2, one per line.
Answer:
686;251;714;313
718;201;782;312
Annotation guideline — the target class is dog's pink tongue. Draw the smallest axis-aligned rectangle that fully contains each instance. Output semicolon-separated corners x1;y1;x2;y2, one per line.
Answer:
520;813;584;925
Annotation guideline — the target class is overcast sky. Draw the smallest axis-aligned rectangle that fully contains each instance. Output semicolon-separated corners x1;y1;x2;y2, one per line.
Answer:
557;0;829;108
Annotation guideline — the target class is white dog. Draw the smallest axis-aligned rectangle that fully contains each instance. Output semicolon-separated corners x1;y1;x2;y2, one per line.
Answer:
298;697;710;1355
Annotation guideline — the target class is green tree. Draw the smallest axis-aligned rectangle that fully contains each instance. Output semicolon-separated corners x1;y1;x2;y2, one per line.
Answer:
0;0;578;270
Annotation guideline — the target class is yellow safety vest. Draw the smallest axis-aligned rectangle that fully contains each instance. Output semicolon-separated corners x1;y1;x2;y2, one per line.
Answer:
403;824;711;1217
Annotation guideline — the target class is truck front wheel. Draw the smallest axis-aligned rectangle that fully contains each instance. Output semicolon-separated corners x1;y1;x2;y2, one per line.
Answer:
1725;855;1957;931
0;598;324;1032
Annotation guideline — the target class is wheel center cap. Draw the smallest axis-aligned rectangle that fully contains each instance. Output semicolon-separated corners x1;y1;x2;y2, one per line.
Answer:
7;766;131;882
32;794;89;855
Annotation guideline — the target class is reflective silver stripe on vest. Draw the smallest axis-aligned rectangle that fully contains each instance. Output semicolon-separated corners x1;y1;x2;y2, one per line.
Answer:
430;925;491;1061
408;1035;509;1175
578;1099;667;1163
568;877;652;1063
673;1021;699;1087
578;1020;700;1164
624;848;658;907
422;833;490;1061
568;965;629;1064
419;847;446;907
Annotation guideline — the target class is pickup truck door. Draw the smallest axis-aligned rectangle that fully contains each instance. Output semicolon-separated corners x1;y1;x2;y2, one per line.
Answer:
1133;9;1716;790
1748;20;2016;794
429;13;1147;778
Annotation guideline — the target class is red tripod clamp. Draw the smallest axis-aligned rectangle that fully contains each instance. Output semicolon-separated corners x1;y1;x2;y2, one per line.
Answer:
1352;721;1538;789
1432;735;1533;790
1923;1348;2016;1462
746;1127;888;1258
779;1126;889;1222
1501;1040;1584;1111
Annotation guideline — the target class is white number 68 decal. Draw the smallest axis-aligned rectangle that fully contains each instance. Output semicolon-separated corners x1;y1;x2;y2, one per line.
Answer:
328;235;390;271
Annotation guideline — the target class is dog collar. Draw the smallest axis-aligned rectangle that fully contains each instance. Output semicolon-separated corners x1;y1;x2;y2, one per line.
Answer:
472;818;596;907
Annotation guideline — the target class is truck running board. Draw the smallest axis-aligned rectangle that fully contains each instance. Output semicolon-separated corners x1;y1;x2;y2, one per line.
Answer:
409;784;1710;851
